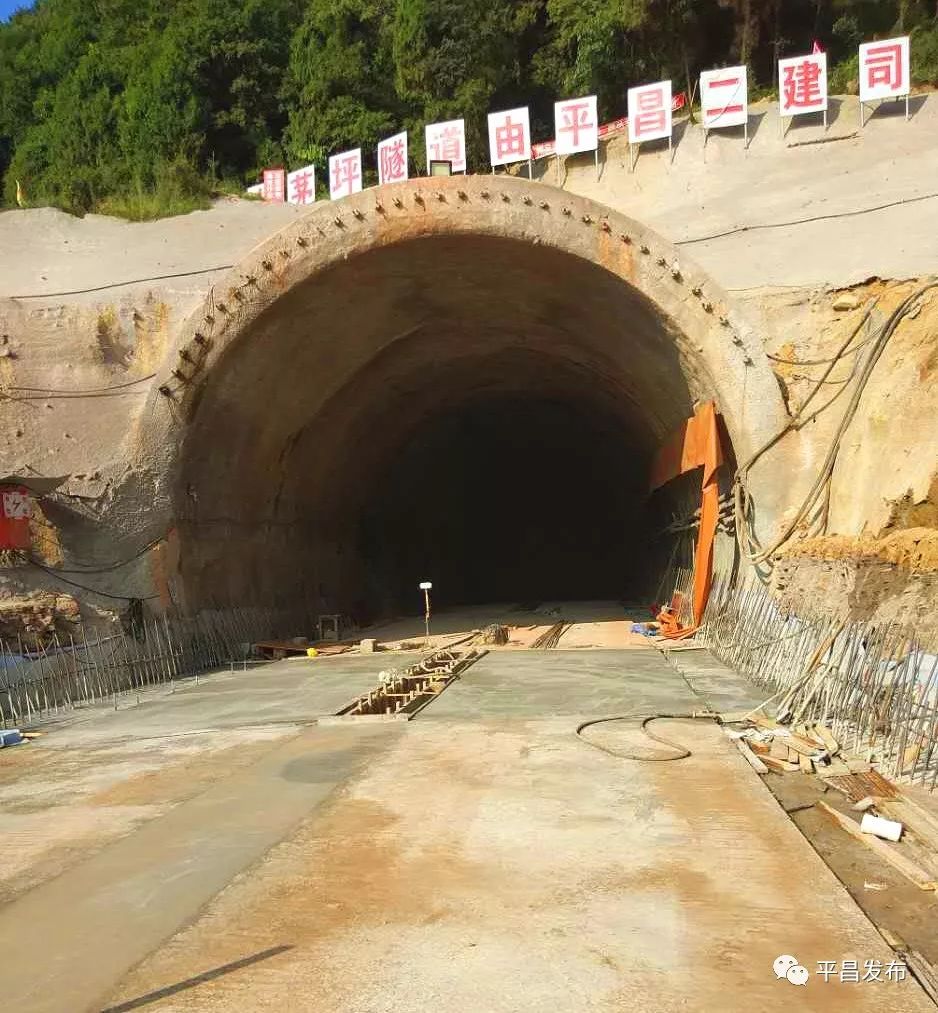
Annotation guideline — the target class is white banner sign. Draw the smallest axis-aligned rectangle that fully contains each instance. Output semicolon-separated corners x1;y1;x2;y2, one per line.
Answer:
553;95;598;155
425;119;466;173
378;131;408;184
778;53;828;117
328;148;362;199
287;164;316;205
487;106;531;166
261;169;285;202
627;80;673;143
859;36;910;102
700;66;748;130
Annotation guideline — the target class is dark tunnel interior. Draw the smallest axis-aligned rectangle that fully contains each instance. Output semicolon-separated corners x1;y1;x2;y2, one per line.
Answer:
356;394;653;613
176;233;710;620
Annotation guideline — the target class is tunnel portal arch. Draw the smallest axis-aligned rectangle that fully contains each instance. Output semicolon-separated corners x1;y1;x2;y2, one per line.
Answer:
148;175;788;615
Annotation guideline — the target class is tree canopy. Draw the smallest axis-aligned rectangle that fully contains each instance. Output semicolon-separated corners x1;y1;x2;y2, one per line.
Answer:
0;0;935;216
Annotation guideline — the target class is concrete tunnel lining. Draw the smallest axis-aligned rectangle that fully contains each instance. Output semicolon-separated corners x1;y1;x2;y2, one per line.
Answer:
150;176;789;616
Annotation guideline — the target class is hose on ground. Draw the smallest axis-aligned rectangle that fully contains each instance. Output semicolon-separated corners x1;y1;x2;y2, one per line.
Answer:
575;711;722;761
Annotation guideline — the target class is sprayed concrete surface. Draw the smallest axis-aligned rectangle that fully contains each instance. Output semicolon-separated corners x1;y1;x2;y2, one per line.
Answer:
1;644;932;1012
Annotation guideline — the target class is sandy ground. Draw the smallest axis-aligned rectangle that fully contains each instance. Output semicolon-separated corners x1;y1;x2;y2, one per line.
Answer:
105;717;929;1013
362;601;656;651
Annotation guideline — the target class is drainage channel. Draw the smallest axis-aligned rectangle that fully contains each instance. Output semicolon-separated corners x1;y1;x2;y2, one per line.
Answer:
334;646;486;720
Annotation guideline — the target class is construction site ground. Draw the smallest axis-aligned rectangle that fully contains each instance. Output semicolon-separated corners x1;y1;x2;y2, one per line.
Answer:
1;604;935;1012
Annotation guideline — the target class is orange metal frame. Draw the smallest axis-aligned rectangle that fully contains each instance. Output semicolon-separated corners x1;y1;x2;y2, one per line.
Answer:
648;401;724;639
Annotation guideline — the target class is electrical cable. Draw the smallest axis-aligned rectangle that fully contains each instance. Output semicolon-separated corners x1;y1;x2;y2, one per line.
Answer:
8;373;157;394
734;281;938;568
7;389;151;401
676;191;938;246
25;557;159;600
767;329;879;366
9;266;234;300
27;534;164;574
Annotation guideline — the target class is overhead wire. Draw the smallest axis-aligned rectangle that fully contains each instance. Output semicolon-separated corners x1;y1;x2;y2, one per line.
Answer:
676;191;938;246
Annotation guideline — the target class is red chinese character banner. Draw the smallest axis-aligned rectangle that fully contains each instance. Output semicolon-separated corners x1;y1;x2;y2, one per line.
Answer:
860;36;909;103
425;120;466;173
487;107;531;167
261;169;286;203
378;131;408;184
699;66;748;130
329;148;363;200
627;80;672;143
778;53;828;117
0;485;31;550
553;96;598;155
287;164;316;206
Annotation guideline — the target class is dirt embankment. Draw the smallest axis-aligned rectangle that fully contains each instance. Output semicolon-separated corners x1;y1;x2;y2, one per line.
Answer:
780;528;938;575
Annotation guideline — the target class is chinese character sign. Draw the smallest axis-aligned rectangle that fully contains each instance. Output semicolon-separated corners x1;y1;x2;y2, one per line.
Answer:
328;148;363;200
0;485;31;550
860;36;910;102
378;131;408;184
487;107;531;167
554;96;598;155
425;120;466;173
700;66;748;130
778;53;828;116
627;81;673;143
287;164;316;206
262;169;286;203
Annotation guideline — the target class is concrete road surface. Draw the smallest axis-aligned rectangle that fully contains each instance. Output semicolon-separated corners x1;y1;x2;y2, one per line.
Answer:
0;645;930;1012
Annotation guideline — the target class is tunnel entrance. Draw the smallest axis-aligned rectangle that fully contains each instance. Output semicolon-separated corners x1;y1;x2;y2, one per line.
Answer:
357;392;651;614
166;178;787;621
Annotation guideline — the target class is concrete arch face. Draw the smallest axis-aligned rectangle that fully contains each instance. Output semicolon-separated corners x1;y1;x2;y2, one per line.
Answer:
152;175;788;615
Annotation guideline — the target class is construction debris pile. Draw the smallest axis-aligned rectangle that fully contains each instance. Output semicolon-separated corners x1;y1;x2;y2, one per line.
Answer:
727;711;938;898
531;621;569;649
729;716;861;777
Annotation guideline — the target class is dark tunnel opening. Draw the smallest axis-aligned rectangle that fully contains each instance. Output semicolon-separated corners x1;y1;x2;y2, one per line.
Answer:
356;393;654;614
175;231;719;621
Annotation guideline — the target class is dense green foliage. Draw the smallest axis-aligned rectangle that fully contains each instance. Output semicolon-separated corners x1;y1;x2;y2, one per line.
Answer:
1;0;936;216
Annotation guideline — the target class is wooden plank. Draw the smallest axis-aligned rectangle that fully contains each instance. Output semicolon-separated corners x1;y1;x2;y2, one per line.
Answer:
770;737;790;760
813;723;839;753
735;738;768;774
762;755;799;773
907;951;938;1005
787;733;824;757
880;799;938;853
816;801;938;891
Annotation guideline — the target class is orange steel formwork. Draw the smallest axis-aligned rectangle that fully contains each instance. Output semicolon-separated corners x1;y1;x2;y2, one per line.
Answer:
649;400;725;639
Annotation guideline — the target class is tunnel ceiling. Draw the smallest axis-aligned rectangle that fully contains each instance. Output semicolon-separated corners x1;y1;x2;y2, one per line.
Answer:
158;176;788;613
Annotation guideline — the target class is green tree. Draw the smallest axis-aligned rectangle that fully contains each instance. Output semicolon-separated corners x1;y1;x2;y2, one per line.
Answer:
284;0;400;181
392;0;535;168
